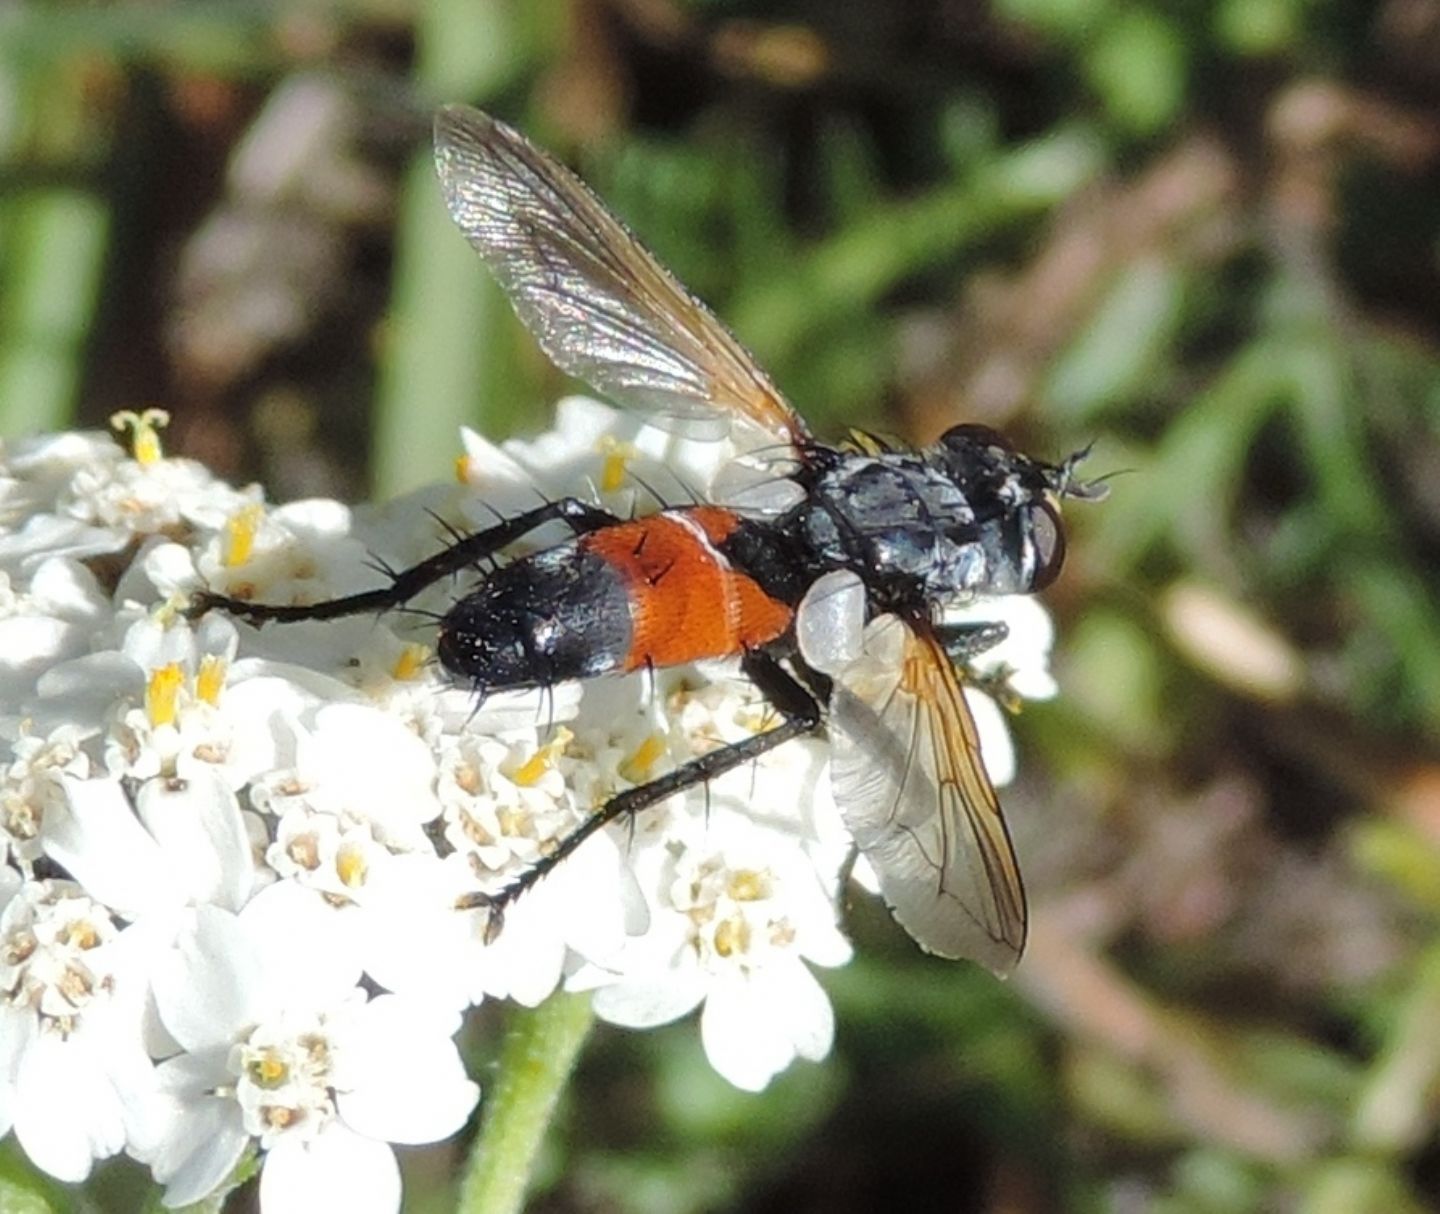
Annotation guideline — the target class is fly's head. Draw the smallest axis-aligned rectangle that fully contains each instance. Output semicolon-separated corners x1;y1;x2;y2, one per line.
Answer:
932;424;1107;597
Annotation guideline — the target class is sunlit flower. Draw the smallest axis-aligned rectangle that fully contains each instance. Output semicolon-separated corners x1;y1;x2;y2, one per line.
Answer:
0;874;158;1183
136;896;477;1210
0;399;1063;1204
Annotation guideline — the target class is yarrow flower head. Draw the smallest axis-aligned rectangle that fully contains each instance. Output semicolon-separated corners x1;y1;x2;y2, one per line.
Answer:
0;399;1061;1209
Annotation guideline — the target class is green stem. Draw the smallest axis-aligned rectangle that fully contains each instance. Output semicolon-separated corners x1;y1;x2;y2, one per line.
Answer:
457;992;596;1214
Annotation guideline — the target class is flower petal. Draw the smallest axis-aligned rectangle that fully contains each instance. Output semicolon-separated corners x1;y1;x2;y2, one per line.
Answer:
152;906;264;1051
136;769;254;910
47;777;173;917
333;996;477;1145
13;1032;126;1182
260;1123;401;1214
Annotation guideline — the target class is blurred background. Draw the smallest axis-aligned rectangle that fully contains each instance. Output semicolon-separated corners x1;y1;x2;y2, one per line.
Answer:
4;0;1440;1210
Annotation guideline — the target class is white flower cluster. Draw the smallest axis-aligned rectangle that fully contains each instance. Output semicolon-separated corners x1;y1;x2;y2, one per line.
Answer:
0;399;1056;1211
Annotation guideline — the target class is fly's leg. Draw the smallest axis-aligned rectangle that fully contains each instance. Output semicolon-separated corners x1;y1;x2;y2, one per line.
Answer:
464;652;823;942
935;620;1008;663
185;497;620;624
935;620;1021;710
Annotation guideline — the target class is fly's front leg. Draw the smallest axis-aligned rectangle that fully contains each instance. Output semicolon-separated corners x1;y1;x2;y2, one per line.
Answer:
935;620;1020;710
935;620;1008;663
186;497;619;624
463;651;823;942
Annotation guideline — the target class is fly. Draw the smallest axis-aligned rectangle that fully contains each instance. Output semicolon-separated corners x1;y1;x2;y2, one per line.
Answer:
189;105;1106;974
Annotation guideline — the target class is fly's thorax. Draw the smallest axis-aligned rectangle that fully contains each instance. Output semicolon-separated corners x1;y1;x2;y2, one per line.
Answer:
795;453;986;610
793;441;1068;610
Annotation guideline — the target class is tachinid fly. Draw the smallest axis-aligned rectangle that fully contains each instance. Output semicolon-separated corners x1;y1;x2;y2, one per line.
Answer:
189;105;1105;975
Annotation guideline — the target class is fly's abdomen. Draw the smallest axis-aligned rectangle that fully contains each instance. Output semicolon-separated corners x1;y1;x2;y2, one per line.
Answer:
436;509;794;694
436;543;633;692
582;509;793;670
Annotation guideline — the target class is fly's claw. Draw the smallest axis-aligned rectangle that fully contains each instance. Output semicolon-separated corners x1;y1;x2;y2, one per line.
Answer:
183;588;222;621
455;884;521;945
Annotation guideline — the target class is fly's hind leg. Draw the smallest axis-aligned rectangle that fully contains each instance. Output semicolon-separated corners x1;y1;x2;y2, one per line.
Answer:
185;497;620;624
464;651;823;942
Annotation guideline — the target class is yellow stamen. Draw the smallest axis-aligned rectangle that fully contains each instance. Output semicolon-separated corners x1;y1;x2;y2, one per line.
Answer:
247;1051;290;1089
262;1105;299;1129
110;407;171;466
336;843;368;888
146;663;184;728
510;728;573;787
223;504;265;568
619;733;667;785
196;654;226;706
391;643;429;682
63;920;100;950
454;454;473;483
727;868;771;902
453;761;482;796
598;436;636;494
497;804;531;838
287;834;321;871
714;914;750;958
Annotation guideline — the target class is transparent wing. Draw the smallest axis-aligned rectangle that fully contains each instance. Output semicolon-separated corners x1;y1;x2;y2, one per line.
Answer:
434;105;808;449
829;614;1026;973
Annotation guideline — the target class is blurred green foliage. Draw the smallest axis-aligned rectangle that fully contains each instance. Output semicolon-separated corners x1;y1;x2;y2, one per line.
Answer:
4;0;1440;1210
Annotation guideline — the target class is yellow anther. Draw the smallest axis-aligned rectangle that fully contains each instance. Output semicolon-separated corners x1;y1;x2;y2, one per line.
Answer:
598;436;636;494
63;920;100;950
391;643;429;682
454;453;473;483
510;728;573;787
497;804;531;838
110;408;171;466
336;843;368;889
223;504;265;569
196;654;226;706
618;733;667;785
261;1105;299;1129
727;868;771;903
713;914;750;958
146;663;184;728
286;834;321;871
247;1051;290;1089
453;761;482;796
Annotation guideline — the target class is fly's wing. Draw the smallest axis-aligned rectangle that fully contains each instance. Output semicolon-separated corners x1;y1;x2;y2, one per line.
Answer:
828;614;1027;973
434;105;808;451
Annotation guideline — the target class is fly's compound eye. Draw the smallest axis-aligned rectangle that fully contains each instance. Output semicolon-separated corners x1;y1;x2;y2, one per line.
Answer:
1028;499;1067;590
940;423;1013;456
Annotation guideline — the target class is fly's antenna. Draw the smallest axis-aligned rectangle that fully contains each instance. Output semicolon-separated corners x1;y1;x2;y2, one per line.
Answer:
1054;440;1112;501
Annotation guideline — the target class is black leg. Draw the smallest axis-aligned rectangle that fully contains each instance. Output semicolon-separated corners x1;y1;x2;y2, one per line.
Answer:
464;651;824;942
186;497;619;624
935;619;1021;709
934;619;1008;663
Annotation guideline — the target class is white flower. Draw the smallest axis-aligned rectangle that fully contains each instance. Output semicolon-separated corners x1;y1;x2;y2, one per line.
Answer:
0;396;1070;1209
138;895;477;1211
1;725;90;874
249;702;442;850
940;593;1059;701
0;558;110;717
0;873;158;1183
45;771;255;921
579;806;852;1092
